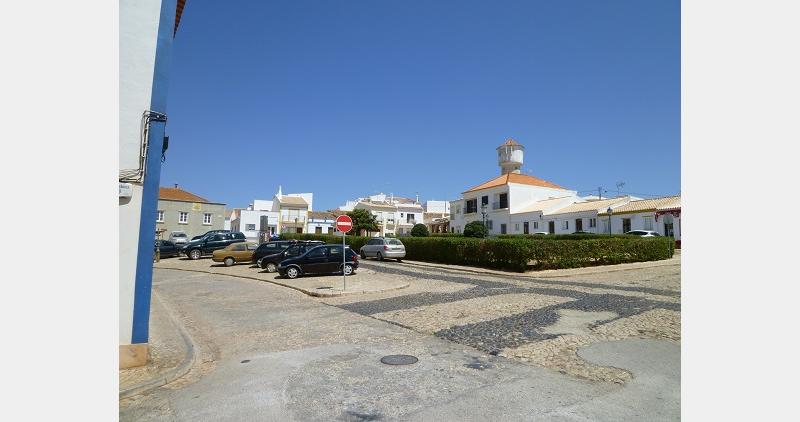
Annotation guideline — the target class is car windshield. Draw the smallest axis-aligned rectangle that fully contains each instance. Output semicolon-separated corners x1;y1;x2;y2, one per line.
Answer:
387;239;403;245
172;233;186;237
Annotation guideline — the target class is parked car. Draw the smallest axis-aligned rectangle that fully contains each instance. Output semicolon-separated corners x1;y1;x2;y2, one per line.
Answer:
252;240;300;264
154;240;180;258
359;237;406;262
191;229;230;241
212;242;259;266
257;241;324;272
533;232;549;235
182;232;246;259
169;231;189;245
278;244;359;279
625;230;661;237
572;231;592;235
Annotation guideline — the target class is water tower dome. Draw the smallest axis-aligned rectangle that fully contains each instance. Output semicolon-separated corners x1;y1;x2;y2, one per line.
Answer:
497;139;524;175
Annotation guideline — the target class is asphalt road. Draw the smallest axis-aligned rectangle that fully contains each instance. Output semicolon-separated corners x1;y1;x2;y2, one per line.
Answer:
120;265;679;421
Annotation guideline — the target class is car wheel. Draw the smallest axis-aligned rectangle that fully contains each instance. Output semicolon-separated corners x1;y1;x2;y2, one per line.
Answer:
343;264;354;276
396;258;402;262
360;250;366;259
224;257;234;267
377;252;384;261
266;262;277;273
286;266;300;279
189;249;201;260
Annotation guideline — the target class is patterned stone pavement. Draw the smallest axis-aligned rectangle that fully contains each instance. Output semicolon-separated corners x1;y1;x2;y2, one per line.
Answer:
323;259;681;384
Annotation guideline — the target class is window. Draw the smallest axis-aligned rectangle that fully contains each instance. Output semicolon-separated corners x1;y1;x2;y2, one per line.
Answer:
328;246;342;256
327;227;334;234
523;222;529;234
407;213;414;223
562;221;569;230
622;218;632;233
498;193;508;209
233;244;246;251
157;210;164;223
487;220;493;230
245;224;256;231
533;221;538;230
589;218;596;228
203;213;212;225
515;223;519;232
643;216;654;230
481;196;489;207
500;224;507;234
315;226;322;234
308;247;326;258
465;199;477;214
178;212;188;224
247;243;258;251
400;213;404;218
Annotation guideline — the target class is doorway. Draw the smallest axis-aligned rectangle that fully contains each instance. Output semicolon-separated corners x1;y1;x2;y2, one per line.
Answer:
575;219;583;231
548;221;555;234
622;218;631;233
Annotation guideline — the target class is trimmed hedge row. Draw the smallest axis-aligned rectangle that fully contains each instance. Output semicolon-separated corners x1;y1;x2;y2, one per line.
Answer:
278;233;673;272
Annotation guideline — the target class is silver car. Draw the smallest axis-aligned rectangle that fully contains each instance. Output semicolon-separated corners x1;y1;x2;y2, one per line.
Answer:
169;231;189;245
625;230;661;237
359;237;406;261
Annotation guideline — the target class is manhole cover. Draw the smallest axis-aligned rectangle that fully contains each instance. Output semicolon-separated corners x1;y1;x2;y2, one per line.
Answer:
464;362;493;370
380;355;418;365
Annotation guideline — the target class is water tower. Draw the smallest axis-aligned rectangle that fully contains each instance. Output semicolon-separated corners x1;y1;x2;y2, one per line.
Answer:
497;139;524;175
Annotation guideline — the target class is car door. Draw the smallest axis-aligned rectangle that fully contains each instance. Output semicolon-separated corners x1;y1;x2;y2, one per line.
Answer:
302;246;328;274
162;240;176;257
204;234;224;252
326;245;345;273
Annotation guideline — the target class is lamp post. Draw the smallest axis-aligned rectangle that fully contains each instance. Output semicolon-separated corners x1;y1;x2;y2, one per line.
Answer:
606;207;613;235
481;203;488;237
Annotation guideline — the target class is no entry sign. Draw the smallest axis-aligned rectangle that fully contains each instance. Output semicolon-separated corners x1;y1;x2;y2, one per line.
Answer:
335;215;353;233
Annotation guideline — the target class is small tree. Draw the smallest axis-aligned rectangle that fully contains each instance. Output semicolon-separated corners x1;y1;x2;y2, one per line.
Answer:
347;209;379;236
410;223;429;237
463;221;488;238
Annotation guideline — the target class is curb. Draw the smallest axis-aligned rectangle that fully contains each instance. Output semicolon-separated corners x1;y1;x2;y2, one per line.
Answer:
153;265;410;297
387;256;680;279
119;291;197;400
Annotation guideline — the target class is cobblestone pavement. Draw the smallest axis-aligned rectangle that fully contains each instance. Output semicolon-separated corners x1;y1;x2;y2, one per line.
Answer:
324;259;680;383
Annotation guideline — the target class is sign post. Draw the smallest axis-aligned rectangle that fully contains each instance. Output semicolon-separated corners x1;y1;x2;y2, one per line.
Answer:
335;215;353;290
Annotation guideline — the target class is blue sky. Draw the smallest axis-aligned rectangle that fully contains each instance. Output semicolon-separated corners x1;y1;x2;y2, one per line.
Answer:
161;0;680;211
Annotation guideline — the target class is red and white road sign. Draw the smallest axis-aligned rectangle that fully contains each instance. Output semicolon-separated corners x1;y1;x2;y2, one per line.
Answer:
335;215;353;233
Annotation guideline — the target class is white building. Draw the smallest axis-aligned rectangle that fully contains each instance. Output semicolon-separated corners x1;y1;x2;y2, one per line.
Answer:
450;140;579;235
231;200;278;242
450;139;680;238
598;196;681;240
307;211;338;234
272;186;313;234
339;192;433;236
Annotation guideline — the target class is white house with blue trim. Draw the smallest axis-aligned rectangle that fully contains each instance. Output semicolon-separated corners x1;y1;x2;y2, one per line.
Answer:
119;0;185;368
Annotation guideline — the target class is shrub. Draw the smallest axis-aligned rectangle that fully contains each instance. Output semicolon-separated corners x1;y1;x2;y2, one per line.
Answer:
410;224;429;237
280;232;674;272
463;221;488;238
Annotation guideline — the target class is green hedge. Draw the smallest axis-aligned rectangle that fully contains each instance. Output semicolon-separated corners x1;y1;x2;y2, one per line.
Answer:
278;233;673;272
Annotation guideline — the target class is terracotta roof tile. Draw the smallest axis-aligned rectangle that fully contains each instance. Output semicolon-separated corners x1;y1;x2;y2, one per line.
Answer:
277;196;308;206
308;211;336;220
463;173;568;193
598;196;681;215
159;187;215;203
544;196;631;216
499;138;522;147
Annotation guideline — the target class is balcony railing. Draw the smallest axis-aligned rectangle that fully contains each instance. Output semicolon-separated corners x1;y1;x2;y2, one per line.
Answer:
492;201;508;210
281;217;306;224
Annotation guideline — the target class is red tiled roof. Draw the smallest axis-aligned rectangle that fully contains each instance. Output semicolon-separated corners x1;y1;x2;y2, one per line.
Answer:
159;187;213;203
498;138;522;147
463;173;568;193
174;0;186;37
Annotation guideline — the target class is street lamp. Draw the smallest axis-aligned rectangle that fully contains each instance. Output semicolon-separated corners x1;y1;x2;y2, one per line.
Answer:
606;207;613;235
480;203;488;237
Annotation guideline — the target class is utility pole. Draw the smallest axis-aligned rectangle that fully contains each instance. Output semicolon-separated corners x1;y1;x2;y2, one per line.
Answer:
598;187;603;201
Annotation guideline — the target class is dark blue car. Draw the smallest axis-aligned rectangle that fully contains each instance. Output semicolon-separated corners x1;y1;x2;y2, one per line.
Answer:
277;244;359;279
